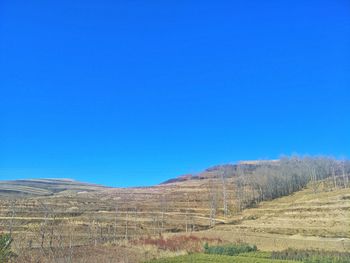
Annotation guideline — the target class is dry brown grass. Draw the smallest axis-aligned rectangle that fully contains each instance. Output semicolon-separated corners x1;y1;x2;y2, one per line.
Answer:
192;186;350;252
1;178;350;262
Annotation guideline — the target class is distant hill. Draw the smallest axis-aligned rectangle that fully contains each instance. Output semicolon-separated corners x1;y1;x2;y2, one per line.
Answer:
0;178;108;197
161;160;279;184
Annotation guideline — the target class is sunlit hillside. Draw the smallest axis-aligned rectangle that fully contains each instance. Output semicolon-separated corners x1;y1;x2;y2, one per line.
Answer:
1;157;350;262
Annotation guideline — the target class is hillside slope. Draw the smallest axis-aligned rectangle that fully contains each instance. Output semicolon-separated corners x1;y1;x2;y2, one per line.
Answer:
0;179;107;197
161;161;274;184
1;158;349;254
195;186;350;251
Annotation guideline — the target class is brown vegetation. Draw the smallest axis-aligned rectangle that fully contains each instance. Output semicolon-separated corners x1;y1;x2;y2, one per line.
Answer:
0;157;349;262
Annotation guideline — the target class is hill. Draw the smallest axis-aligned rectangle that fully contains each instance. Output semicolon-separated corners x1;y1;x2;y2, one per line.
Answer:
195;186;350;252
161;160;278;184
1;157;350;262
0;179;107;197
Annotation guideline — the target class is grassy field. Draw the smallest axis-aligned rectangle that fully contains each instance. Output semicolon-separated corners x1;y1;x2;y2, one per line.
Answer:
193;186;350;252
1;174;349;262
0;177;232;250
145;253;296;263
145;248;350;263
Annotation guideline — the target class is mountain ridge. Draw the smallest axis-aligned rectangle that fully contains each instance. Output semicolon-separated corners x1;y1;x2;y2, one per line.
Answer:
0;178;108;197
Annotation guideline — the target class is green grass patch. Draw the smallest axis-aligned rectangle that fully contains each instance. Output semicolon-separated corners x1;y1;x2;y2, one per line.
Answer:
238;251;272;259
145;253;297;262
145;245;350;262
272;249;350;263
203;243;257;256
0;233;16;262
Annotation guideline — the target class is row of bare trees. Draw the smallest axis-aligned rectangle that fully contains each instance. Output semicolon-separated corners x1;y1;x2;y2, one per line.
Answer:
208;157;350;224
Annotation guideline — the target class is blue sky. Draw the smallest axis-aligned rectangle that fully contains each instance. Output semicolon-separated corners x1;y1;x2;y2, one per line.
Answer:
1;0;349;187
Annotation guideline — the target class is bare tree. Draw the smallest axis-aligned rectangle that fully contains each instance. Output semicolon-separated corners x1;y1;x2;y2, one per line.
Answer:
207;179;218;226
342;161;349;188
49;212;57;250
114;205;118;242
133;206;138;239
160;194;167;235
39;201;49;250
332;164;337;189
8;199;16;238
152;213;157;235
185;194;189;233
221;171;228;218
125;210;129;241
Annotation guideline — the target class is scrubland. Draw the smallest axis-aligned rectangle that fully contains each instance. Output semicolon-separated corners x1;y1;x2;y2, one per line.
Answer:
1;157;349;262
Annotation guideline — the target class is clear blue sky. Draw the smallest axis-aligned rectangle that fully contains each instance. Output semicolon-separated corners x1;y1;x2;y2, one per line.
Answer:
1;1;349;187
